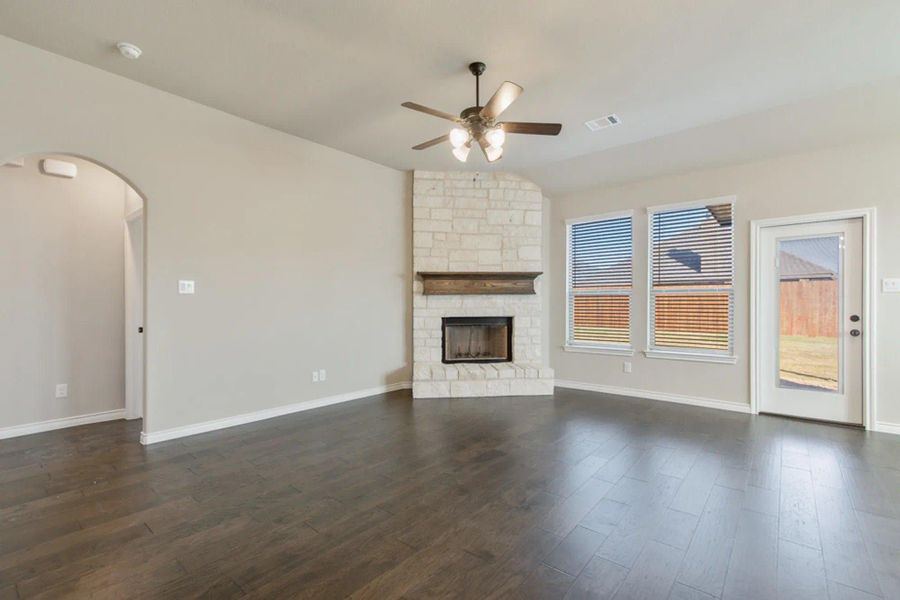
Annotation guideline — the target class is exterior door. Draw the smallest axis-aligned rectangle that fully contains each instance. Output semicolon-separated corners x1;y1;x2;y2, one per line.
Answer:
758;218;863;424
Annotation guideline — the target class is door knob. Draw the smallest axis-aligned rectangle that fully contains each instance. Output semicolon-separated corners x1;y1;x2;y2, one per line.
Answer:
850;329;861;337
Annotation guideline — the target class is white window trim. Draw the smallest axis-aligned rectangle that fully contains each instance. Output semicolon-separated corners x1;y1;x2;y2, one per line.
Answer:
566;209;635;226
644;196;737;362
643;349;738;364
644;195;736;216
565;344;635;357
565;210;634;352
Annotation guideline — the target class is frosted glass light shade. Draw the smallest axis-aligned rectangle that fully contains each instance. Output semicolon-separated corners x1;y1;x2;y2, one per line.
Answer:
449;128;470;148
452;144;470;162
485;145;503;162
484;127;505;149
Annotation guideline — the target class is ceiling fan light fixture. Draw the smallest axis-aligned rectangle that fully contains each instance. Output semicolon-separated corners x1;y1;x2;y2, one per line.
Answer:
484;127;505;149
452;144;471;163
449;127;470;148
403;62;562;159
485;145;503;162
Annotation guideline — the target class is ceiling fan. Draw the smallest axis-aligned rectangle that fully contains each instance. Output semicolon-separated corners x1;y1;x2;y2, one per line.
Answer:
402;62;562;163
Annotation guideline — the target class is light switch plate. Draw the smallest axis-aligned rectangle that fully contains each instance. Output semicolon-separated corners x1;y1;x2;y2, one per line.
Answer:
178;280;195;294
883;278;900;293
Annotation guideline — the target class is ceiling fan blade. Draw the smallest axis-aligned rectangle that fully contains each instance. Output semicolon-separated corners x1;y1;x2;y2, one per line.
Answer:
501;122;562;135
478;138;502;163
412;134;449;150
401;102;460;123
480;81;523;119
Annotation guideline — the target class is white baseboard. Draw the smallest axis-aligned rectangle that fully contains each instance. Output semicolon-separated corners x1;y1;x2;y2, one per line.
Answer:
0;408;127;441
874;421;900;436
140;381;412;445
555;380;751;414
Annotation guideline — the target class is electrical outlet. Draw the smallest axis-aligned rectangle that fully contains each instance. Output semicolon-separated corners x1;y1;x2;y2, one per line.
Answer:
312;370;319;383
178;280;195;294
883;278;900;293
55;383;68;398
318;369;327;382
623;361;632;374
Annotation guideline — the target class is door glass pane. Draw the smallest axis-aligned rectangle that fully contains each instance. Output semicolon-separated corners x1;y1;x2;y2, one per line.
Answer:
777;236;841;392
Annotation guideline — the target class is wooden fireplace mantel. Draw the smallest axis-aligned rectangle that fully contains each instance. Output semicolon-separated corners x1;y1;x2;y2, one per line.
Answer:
417;271;542;295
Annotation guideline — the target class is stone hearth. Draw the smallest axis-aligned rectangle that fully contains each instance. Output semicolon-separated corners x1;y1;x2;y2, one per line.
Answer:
412;170;553;399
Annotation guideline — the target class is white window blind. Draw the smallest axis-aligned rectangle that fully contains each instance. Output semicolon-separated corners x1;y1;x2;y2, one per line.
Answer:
649;202;734;355
567;214;633;347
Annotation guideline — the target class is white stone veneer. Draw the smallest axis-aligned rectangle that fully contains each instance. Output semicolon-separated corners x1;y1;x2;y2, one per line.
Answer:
412;170;553;398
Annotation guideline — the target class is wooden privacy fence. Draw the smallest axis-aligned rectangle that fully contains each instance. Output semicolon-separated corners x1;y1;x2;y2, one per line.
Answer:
652;293;730;350
571;295;630;344
572;279;837;345
572;294;732;333
572;295;629;329
780;278;838;337
571;292;733;350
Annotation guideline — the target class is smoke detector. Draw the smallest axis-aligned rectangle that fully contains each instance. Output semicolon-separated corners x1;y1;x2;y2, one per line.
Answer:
585;114;621;132
116;42;142;60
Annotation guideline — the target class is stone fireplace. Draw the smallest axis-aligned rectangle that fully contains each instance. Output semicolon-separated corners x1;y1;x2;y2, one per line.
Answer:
412;170;554;398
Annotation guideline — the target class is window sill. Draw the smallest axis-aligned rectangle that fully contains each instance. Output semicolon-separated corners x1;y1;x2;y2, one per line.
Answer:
643;349;738;365
564;345;635;357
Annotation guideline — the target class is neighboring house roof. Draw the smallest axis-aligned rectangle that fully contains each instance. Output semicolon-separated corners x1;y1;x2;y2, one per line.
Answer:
778;236;839;280
573;205;733;290
573;206;840;289
651;215;731;286
779;251;836;280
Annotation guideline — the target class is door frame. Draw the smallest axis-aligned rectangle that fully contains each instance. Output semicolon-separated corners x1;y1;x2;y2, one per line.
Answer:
125;207;145;420
750;208;876;429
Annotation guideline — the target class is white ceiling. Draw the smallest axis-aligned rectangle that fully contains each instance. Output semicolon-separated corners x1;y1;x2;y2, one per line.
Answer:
2;1;899;194
527;77;900;194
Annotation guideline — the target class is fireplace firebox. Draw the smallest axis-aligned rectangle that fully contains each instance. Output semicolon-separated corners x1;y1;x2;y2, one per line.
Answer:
441;317;513;364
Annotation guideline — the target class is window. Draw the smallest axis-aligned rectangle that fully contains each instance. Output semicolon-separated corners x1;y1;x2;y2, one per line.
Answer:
647;199;735;361
566;213;633;352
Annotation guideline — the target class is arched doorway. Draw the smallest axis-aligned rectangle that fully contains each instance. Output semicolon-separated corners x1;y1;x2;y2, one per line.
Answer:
0;152;148;440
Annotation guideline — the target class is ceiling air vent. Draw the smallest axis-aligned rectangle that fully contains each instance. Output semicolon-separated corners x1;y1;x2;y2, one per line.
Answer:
585;114;621;132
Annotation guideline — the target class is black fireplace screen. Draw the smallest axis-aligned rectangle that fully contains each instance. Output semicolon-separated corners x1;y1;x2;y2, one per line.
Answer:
441;317;513;364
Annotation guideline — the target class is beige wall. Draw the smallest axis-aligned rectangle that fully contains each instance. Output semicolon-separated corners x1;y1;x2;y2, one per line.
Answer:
0;156;128;427
0;35;411;435
549;136;900;428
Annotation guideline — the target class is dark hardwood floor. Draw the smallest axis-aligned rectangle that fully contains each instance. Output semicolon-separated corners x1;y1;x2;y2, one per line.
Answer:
1;388;898;599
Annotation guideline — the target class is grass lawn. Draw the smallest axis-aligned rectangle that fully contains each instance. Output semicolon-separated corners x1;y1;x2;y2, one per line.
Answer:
779;335;839;391
573;328;839;391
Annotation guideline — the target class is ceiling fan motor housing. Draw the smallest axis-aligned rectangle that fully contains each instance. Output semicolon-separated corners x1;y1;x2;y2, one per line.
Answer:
460;106;492;141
